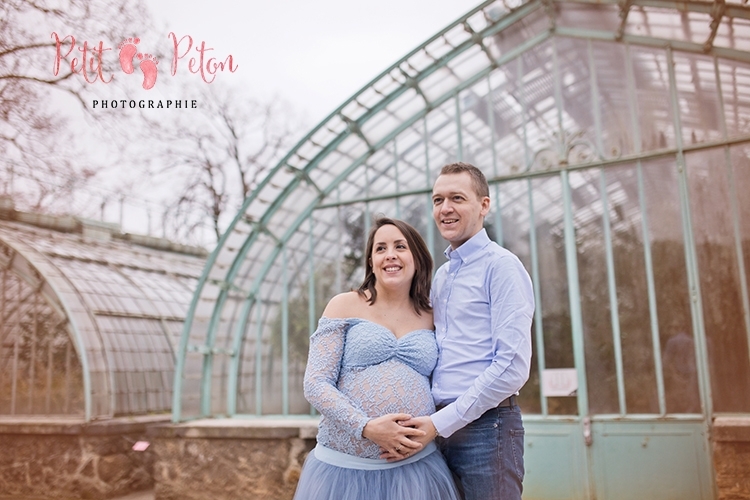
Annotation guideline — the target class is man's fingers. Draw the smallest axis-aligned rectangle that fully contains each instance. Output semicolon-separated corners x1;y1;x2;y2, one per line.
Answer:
398;438;424;451
389;413;413;422
385;454;405;462
381;448;416;462
400;426;427;437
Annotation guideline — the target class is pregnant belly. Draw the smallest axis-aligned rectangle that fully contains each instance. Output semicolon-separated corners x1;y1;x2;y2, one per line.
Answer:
338;360;435;417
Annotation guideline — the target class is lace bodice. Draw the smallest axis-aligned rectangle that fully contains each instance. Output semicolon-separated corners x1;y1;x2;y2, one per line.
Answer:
304;317;438;458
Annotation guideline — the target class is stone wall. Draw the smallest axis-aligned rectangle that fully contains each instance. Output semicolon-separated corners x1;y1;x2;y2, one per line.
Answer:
5;415;749;499
149;418;318;500
0;416;167;499
713;416;750;500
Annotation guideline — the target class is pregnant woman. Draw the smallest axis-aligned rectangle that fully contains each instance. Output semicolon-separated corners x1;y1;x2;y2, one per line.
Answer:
292;217;459;500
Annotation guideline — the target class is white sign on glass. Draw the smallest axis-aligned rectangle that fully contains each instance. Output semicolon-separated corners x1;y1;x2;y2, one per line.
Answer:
541;368;578;397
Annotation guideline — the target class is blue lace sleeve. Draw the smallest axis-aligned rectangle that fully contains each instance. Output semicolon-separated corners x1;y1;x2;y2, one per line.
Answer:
303;317;371;439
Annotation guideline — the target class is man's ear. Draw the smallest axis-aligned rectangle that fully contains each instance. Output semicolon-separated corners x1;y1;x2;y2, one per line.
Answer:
480;196;491;217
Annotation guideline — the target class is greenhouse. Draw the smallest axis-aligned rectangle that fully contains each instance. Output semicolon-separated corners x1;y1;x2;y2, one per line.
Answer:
172;0;750;497
0;202;206;421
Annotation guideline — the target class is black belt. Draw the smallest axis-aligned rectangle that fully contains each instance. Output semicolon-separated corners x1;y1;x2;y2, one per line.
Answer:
436;394;517;412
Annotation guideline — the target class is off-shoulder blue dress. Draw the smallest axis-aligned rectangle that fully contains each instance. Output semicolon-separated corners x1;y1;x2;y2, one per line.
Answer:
292;317;460;500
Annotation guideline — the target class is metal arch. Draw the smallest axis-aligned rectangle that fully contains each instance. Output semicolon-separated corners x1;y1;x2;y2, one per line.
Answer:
217;28;553;414
206;5;551;333
0;236;97;421
174;0;750;420
173;0;526;420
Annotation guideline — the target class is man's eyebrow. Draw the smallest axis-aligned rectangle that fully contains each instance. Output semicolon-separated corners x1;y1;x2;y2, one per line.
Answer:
432;190;465;198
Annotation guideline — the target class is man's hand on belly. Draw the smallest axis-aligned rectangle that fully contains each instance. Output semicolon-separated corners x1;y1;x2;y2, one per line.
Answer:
362;413;426;461
380;415;437;461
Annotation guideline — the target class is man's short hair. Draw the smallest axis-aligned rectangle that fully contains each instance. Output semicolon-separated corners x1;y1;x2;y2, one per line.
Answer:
439;162;490;199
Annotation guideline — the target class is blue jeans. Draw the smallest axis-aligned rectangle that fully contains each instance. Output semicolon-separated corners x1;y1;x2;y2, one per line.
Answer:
437;405;525;500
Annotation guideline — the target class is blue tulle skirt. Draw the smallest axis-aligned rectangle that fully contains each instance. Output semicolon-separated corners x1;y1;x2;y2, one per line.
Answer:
293;444;460;500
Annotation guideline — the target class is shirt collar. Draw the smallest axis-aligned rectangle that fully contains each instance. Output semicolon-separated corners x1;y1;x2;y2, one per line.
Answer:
443;228;491;263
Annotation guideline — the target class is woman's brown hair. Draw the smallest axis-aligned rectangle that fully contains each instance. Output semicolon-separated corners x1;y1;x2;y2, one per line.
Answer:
356;217;433;315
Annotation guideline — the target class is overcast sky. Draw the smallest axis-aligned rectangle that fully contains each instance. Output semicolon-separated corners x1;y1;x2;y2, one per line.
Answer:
24;1;483;241
147;1;481;124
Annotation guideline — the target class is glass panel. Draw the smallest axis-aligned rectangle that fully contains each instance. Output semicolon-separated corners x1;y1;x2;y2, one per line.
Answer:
643;157;700;414
718;59;750;141
527;175;576;415
686;149;750;413
557;38;598;168
607;165;658;414
260;294;282;415
673;53;723;146
487;67;527;177
281;237;322;415
210;291;244;415
715;16;750;52
556;2;620;32
572;168;619;415
630;47;676;153
730;145;750;345
625;7;709;44
592;42;634;159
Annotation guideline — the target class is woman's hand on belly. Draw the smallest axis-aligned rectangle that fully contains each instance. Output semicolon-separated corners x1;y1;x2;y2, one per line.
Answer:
393;415;438;450
362;413;426;459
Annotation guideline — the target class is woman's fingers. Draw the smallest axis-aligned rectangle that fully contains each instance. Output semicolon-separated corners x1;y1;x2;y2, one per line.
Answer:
362;413;426;455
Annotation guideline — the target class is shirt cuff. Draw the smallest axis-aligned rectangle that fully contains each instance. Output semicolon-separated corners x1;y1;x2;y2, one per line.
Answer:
431;403;464;438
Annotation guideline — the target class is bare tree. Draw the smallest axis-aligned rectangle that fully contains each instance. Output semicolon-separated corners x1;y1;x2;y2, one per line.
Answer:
0;0;151;213
146;84;303;243
2;1;301;246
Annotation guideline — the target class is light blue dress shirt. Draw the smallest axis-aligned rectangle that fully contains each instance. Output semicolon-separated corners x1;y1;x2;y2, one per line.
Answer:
430;229;535;438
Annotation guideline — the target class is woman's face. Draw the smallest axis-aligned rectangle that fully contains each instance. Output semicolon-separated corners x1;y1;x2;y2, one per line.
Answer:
370;224;416;290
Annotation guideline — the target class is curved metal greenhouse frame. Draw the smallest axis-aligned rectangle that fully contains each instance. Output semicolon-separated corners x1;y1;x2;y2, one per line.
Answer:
176;0;750;496
0;216;205;421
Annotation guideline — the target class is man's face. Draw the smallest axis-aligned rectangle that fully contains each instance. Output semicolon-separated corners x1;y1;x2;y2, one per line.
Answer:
432;172;490;249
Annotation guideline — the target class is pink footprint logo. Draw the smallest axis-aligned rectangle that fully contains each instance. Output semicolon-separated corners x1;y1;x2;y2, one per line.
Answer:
136;53;158;90
117;37;140;74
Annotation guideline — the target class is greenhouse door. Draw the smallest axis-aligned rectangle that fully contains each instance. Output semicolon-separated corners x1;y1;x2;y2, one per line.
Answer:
523;417;713;500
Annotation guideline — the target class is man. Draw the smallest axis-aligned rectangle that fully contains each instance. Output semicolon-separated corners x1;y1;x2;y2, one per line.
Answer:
400;161;535;500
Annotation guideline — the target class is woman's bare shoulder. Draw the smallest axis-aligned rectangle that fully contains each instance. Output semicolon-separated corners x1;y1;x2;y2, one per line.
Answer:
322;291;366;319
